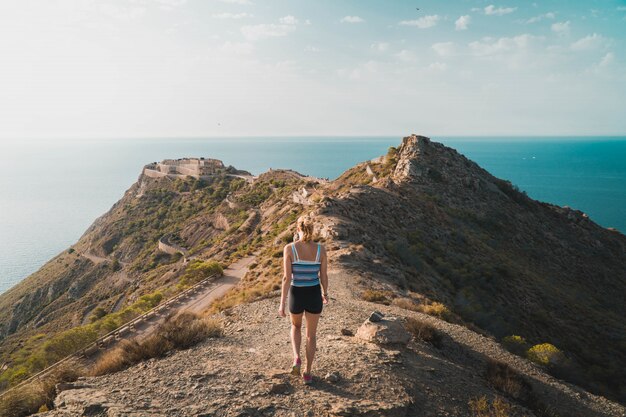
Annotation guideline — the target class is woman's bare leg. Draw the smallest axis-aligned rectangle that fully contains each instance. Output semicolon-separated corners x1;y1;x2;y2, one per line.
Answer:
304;312;320;374
290;312;303;361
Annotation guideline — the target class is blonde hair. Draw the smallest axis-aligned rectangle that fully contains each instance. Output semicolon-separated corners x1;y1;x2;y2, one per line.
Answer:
297;215;315;242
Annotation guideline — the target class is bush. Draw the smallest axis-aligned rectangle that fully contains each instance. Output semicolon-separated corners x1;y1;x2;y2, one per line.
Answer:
468;396;512;417
501;335;529;356
0;384;43;417
418;301;453;321
392;298;420;311
0;363;82;417
527;343;564;367
361;289;392;305
405;317;442;348
0;290;165;389
178;260;223;288
89;307;108;323
91;312;223;376
485;359;531;401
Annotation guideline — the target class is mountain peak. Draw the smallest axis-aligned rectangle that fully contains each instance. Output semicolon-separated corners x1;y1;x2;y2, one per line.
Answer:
392;134;433;183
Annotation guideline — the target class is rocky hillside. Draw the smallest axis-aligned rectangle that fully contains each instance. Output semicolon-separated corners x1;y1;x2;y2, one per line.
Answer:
1;135;625;414
313;136;626;404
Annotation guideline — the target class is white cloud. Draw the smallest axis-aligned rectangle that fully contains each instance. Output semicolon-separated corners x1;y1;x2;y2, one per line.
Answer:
218;0;252;4
598;52;614;67
241;23;295;41
395;49;416;62
551;21;570;36
212;12;252;19
340;16;365;23
526;12;555;23
399;15;439;29
469;34;539;56
428;62;447;72
570;33;607;51
371;42;389;52
455;15;471;31
484;5;517;16
279;15;298;25
432;42;455;57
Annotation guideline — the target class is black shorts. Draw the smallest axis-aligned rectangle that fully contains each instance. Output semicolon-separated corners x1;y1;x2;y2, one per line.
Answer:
289;284;323;314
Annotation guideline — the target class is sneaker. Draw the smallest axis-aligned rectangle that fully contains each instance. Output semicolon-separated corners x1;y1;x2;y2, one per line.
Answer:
291;358;301;376
302;372;313;385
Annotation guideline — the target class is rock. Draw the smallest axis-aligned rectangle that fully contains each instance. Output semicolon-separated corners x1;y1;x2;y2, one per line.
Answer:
356;316;411;345
54;388;116;415
325;372;340;383
340;328;354;336
268;382;291;395
368;311;385;322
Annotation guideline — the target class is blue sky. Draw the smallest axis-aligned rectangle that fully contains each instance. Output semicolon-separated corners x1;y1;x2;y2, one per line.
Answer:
0;0;625;138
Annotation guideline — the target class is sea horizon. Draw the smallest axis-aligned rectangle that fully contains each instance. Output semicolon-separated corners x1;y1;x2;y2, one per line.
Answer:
1;135;625;295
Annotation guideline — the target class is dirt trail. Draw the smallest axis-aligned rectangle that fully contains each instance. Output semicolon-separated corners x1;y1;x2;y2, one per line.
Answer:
43;267;625;417
111;255;256;343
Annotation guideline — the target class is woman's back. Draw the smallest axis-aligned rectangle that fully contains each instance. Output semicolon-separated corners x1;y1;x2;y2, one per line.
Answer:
290;241;322;287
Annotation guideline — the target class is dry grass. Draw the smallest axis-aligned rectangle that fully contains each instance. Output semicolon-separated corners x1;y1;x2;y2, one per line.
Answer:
417;301;453;321
468;396;512;417
391;297;421;311
91;312;223;376
404;317;442;348
485;359;531;401
361;289;392;305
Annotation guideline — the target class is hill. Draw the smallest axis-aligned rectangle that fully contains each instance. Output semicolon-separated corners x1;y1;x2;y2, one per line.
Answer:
1;135;625;416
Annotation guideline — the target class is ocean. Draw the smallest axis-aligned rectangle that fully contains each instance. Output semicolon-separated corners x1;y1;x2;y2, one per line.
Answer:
1;136;625;295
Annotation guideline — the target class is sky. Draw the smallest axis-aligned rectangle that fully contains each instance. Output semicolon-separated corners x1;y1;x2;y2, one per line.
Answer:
0;0;625;139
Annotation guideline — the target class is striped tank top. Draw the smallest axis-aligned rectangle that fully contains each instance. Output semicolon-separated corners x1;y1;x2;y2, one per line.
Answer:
291;243;321;287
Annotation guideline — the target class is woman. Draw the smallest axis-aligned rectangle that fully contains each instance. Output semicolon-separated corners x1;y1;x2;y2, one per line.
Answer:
278;215;328;385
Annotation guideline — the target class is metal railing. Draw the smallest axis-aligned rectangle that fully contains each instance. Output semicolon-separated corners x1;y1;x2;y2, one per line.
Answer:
0;272;220;399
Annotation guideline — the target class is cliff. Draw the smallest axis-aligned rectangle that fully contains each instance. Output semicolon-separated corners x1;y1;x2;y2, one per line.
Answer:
1;136;625;416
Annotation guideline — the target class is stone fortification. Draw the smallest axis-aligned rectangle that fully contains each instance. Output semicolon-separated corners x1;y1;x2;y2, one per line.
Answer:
144;158;225;180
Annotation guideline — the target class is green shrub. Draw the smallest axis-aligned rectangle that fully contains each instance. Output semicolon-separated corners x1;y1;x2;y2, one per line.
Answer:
89;307;108;323
178;260;222;288
502;335;529;356
0;363;82;417
527;343;564;367
0;290;165;389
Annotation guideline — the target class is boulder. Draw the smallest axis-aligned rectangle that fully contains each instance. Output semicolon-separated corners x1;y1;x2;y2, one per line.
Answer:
355;316;411;345
368;311;385;322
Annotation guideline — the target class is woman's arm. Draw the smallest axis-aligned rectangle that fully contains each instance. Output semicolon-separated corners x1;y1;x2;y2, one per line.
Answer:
279;244;293;316
320;245;329;303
